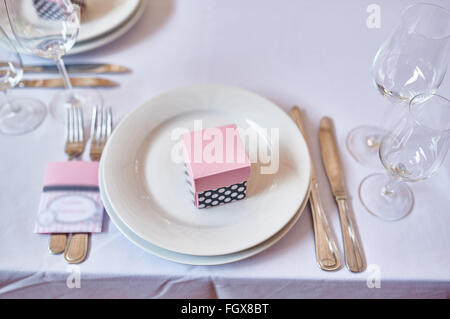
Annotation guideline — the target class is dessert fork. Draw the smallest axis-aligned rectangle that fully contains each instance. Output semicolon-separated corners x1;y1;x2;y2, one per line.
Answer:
64;105;113;264
48;106;85;254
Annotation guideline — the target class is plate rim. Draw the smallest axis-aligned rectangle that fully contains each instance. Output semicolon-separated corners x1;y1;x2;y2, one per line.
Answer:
69;0;147;55
100;84;312;256
77;0;141;43
100;170;311;265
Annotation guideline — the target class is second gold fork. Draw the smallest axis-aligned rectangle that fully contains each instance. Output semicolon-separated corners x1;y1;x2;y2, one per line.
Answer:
48;106;86;254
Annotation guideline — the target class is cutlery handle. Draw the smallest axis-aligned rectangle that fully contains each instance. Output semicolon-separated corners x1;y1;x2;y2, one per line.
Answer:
49;234;67;254
336;198;365;272
64;234;89;264
309;181;342;271
17;78;119;88
23;64;130;74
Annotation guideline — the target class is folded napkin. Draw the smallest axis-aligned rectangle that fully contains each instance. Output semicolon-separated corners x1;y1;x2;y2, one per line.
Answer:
34;161;103;234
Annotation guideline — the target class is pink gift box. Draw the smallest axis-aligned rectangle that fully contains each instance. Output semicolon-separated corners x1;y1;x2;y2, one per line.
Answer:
182;124;251;209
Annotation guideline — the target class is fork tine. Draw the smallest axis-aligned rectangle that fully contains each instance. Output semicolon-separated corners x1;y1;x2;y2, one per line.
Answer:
93;106;98;146
74;107;79;142
77;106;84;142
95;105;103;144
106;107;112;140
101;105;107;144
69;107;75;143
89;105;112;162
73;107;78;142
90;105;97;143
65;108;70;143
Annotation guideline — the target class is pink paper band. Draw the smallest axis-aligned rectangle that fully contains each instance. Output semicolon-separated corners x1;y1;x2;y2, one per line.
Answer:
44;161;99;187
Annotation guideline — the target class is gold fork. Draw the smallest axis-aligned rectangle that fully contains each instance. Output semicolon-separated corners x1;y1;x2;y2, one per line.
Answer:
89;105;112;161
64;105;112;264
48;106;85;254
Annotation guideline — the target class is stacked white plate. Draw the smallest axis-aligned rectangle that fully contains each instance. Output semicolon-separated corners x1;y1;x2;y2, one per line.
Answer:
99;84;312;265
0;0;146;55
71;0;147;54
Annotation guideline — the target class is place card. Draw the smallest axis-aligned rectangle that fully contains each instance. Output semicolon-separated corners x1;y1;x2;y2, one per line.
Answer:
34;161;104;234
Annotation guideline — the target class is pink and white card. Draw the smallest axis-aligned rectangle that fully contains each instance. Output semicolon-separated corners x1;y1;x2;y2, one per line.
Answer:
34;161;104;234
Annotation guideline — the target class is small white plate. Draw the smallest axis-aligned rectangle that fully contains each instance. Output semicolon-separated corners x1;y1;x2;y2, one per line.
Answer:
100;172;309;265
0;0;145;56
101;84;311;256
77;0;140;43
70;0;146;55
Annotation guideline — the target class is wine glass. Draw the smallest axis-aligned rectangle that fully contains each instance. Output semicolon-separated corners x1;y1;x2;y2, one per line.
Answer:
0;24;46;135
359;93;450;221
4;0;102;124
346;3;450;170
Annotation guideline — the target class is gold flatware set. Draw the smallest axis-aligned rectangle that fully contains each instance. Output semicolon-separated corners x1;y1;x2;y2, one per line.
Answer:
290;106;366;273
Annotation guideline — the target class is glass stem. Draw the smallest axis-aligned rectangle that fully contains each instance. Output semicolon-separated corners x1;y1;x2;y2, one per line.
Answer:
55;57;79;107
381;176;400;196
379;99;407;132
55;57;73;92
366;100;405;148
364;100;389;149
2;91;19;113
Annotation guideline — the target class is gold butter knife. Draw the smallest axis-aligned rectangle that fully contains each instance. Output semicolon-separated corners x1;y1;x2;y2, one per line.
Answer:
290;107;342;271
319;117;366;273
17;77;119;88
22;63;130;74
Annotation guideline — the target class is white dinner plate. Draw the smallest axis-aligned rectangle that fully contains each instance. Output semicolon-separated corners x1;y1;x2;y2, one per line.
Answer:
70;0;146;55
100;84;311;256
100;172;310;265
77;0;140;43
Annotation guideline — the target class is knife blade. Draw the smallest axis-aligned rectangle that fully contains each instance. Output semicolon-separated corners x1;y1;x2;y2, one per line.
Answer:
22;63;130;74
290;107;341;271
319;116;365;273
319;117;347;198
17;77;119;88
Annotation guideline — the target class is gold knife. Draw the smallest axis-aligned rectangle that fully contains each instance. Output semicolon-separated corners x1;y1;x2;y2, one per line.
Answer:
319;117;366;273
290;107;342;271
17;78;119;88
22;63;130;74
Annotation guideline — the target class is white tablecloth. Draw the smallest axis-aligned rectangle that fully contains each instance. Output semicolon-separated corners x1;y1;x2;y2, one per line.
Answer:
1;0;449;299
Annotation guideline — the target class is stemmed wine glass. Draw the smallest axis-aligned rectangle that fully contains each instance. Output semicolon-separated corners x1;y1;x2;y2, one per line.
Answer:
346;3;450;169
4;0;102;124
359;93;450;221
0;24;46;135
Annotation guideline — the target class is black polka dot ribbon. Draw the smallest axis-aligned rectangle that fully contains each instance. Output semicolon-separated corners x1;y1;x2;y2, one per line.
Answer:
197;181;248;209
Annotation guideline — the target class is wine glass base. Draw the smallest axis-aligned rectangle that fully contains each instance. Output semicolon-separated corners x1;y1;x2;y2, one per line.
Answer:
346;125;385;170
359;173;414;221
0;98;47;135
50;89;103;125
